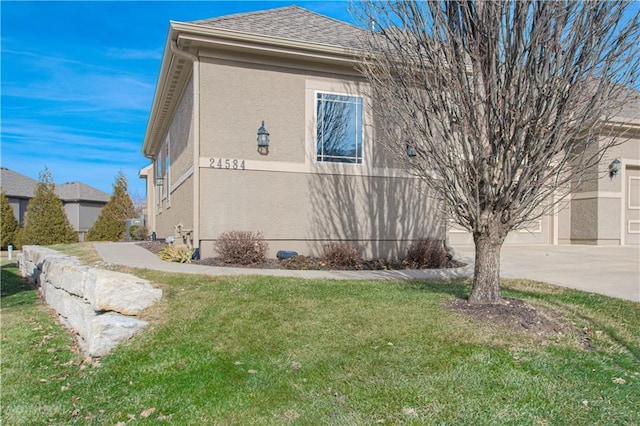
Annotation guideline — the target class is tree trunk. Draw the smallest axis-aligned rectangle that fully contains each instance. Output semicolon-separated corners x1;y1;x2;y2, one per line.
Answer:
469;232;505;304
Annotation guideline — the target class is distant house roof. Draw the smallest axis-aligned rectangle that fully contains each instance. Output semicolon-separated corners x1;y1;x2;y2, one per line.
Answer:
0;167;38;199
189;5;366;50
57;182;110;203
0;168;110;203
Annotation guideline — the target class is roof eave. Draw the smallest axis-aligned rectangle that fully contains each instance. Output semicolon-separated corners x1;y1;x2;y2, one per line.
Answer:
141;22;364;158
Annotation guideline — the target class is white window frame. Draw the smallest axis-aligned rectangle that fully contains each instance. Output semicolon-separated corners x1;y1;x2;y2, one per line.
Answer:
628;176;640;210
315;91;364;165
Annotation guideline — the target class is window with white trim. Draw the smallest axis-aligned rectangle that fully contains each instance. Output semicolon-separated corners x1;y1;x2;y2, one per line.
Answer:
316;92;363;164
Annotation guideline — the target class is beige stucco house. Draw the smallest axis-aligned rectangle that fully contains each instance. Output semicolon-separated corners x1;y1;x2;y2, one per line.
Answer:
141;6;640;258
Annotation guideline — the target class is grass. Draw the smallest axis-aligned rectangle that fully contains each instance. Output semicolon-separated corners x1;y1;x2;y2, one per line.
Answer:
1;260;639;425
48;242;102;265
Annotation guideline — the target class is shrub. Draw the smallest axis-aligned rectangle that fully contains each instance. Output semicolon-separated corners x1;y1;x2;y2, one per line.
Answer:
128;225;139;240
321;243;362;270
132;225;149;241
404;238;447;269
1;190;19;249
87;171;136;242
22;168;78;246
215;231;268;265
158;245;194;263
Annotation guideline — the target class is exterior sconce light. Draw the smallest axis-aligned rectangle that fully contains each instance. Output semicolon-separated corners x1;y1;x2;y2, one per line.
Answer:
609;158;621;179
406;143;417;158
156;176;164;186
257;121;269;155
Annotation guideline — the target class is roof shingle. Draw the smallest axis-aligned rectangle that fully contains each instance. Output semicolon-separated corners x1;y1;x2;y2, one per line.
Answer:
0;168;109;203
189;5;366;50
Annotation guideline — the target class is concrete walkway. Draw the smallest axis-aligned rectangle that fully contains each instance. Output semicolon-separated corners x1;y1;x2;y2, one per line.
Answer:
93;242;639;302
92;242;474;281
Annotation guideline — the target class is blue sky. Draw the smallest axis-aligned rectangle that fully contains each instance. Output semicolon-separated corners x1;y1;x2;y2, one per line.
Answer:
1;1;352;199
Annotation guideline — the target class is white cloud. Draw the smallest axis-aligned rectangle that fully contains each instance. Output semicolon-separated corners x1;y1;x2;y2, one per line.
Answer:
105;47;164;60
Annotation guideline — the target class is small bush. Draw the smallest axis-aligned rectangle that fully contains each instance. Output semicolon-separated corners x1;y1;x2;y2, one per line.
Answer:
404;239;447;269
215;231;268;265
128;225;148;241
128;225;139;240
159;245;194;263
321;243;362;270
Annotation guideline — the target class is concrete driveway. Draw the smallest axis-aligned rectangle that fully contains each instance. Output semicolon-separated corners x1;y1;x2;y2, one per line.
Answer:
453;245;640;302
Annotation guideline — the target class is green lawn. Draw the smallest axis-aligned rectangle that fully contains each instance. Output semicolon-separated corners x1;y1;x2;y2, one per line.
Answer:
1;260;638;425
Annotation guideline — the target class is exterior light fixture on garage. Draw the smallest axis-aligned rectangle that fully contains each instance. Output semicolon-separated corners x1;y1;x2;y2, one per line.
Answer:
609;158;621;179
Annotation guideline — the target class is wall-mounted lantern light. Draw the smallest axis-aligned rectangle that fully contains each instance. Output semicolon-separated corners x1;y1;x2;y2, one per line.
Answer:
156;176;164;186
406;143;417;158
609;158;621;179
257;121;269;155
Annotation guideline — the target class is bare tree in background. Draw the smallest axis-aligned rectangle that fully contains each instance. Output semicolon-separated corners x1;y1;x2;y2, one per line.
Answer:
356;1;640;304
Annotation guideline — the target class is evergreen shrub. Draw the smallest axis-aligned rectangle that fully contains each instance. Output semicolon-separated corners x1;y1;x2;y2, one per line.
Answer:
87;172;135;241
21;168;77;246
1;190;19;249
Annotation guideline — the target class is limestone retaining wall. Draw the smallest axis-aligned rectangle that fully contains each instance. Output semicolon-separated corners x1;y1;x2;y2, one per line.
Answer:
18;246;162;357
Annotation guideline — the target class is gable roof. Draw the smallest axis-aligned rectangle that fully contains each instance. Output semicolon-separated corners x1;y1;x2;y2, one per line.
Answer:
0;167;38;199
189;5;365;50
57;182;110;203
0;168;110;203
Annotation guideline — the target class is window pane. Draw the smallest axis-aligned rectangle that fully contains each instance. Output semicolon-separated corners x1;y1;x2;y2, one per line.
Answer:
316;93;362;164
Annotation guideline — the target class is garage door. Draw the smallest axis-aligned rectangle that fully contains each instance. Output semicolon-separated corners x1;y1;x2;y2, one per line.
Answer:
625;166;640;245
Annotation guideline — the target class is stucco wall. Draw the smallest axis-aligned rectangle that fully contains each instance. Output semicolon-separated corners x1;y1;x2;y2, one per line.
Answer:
200;58;307;163
198;168;443;259
571;198;598;243
195;56;442;259
170;76;195;179
154;74;195;241
78;202;104;232
156;175;194;242
567;134;640;244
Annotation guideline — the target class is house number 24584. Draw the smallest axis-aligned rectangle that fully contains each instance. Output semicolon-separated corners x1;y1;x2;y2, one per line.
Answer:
209;158;246;170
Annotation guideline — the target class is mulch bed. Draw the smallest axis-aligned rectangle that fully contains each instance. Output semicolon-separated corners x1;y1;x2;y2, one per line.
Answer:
136;241;466;271
445;297;571;338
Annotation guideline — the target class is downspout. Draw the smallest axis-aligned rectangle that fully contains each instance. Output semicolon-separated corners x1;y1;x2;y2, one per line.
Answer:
170;39;200;252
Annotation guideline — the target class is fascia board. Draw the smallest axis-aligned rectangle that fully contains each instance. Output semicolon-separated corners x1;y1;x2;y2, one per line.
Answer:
171;21;362;64
142;27;178;158
602;116;640;136
142;22;364;158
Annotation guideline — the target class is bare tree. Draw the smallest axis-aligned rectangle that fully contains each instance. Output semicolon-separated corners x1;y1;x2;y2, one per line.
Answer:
356;1;640;304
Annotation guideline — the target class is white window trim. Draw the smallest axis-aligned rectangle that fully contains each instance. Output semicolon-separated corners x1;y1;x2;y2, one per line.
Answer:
628;176;640;210
314;90;364;166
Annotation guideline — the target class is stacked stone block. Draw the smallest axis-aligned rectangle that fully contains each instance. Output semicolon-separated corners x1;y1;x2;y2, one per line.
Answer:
18;246;162;357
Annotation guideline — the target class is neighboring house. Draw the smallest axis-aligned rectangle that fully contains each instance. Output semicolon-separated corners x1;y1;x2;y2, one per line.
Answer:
141;6;640;257
0;167;110;241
